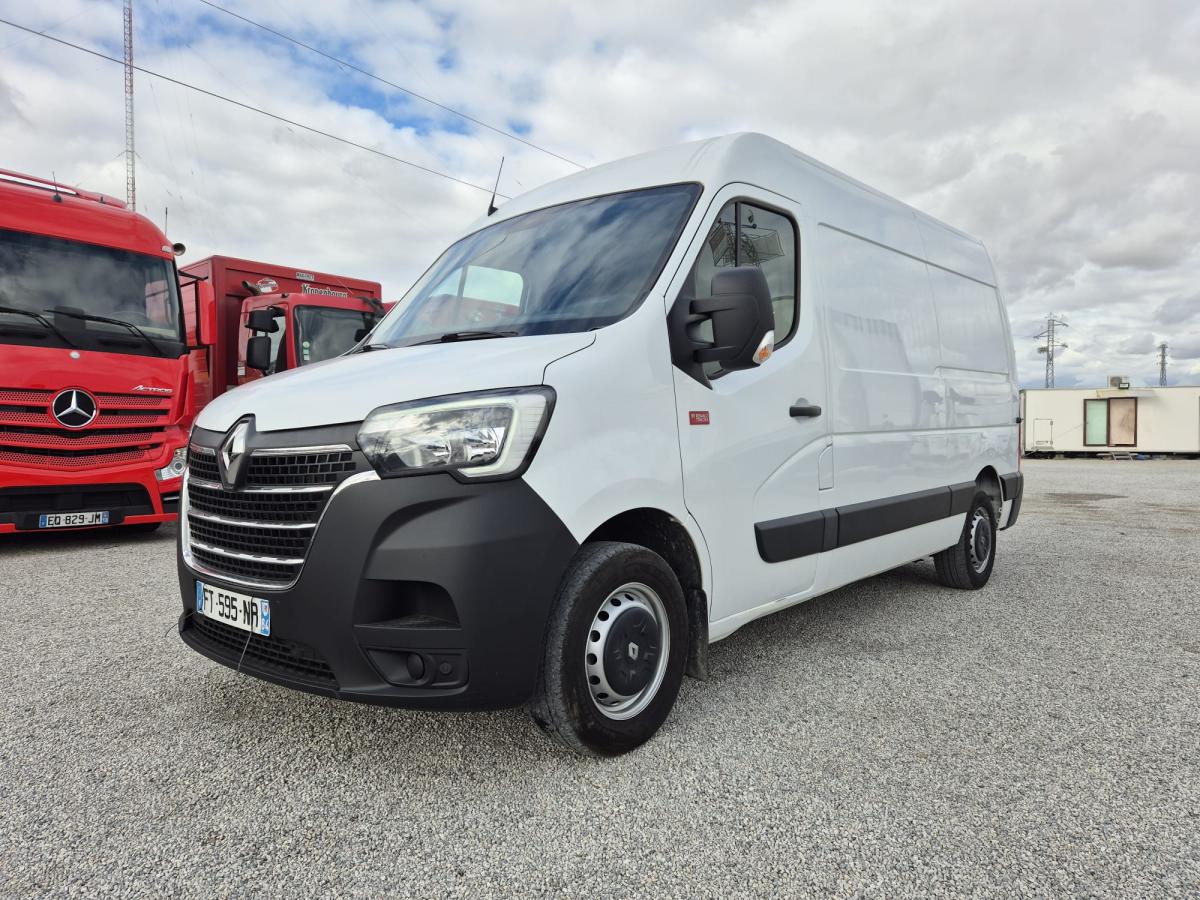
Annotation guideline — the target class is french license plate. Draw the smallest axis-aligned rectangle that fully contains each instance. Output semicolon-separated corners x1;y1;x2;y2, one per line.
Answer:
195;581;271;636
39;511;109;528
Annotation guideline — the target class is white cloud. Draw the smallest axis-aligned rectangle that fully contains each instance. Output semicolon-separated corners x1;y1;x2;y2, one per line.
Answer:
1;0;1199;386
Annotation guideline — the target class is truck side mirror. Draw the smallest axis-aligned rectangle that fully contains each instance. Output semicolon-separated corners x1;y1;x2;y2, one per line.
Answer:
669;266;775;380
196;281;216;346
246;308;278;333
246;335;272;373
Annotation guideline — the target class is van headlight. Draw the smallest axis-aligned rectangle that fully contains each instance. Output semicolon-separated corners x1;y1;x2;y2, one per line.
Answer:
357;387;555;480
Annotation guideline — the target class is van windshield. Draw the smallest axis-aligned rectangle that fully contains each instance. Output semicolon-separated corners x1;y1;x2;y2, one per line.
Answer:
372;184;700;347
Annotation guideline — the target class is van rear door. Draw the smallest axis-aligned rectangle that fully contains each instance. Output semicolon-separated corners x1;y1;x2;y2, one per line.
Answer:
667;187;829;627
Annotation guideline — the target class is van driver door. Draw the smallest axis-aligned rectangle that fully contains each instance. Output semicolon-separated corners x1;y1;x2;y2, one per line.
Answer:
668;185;829;628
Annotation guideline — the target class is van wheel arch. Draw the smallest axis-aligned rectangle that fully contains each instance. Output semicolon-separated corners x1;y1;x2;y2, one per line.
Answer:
584;508;709;680
975;466;1003;508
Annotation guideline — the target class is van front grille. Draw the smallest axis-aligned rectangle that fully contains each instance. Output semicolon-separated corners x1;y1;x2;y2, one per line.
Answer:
183;443;359;589
188;482;326;524
246;450;356;487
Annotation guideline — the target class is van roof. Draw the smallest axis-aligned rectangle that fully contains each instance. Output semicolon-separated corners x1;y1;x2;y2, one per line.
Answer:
485;132;995;286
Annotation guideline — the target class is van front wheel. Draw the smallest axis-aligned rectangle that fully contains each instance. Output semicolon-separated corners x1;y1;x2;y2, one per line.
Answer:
530;541;688;757
934;491;997;589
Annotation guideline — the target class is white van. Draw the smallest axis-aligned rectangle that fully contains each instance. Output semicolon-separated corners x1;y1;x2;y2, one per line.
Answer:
178;133;1021;756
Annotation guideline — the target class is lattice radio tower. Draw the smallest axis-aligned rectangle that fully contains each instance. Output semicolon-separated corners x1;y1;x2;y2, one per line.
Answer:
123;0;136;210
1158;342;1168;387
1035;315;1068;388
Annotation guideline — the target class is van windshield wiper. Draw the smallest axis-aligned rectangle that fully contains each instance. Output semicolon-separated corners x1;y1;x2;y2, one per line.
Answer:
407;330;519;346
44;308;170;357
0;304;80;347
358;342;393;353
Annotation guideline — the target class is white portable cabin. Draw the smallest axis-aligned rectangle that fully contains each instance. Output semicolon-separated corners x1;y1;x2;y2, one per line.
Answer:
1021;385;1200;455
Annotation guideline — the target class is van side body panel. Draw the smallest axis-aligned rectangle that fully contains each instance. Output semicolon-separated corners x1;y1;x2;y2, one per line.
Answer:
524;135;1016;643
526;309;712;592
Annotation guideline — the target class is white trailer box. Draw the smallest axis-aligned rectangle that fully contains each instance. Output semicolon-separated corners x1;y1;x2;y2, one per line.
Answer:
1021;385;1200;455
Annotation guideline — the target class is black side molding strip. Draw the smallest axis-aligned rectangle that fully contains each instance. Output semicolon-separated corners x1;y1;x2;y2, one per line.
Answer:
755;509;838;563
755;480;982;564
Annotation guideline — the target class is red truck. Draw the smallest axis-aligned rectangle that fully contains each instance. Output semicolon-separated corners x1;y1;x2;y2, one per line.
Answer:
178;256;384;407
0;169;384;535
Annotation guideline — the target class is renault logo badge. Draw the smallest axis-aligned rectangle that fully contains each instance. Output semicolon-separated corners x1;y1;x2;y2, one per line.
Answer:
51;389;98;429
627;642;640;661
219;419;253;488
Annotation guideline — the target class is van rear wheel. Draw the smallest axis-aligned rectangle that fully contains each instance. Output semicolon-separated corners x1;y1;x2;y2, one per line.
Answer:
934;491;996;589
529;541;688;757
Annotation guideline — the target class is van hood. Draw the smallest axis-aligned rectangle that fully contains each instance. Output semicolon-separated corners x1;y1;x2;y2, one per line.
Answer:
195;332;595;434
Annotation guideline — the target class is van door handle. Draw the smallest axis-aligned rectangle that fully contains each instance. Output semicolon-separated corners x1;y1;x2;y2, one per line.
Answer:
790;401;822;418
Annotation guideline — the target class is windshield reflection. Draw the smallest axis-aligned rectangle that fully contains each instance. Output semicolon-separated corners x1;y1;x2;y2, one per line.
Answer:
374;184;700;347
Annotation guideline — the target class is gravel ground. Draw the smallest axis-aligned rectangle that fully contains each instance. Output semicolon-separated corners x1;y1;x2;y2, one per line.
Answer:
1;458;1197;898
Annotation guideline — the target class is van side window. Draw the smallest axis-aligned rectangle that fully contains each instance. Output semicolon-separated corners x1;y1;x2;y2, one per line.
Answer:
685;201;797;378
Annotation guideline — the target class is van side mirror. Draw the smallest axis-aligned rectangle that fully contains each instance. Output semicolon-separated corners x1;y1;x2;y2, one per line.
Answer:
668;266;775;381
246;308;278;333
246;334;272;373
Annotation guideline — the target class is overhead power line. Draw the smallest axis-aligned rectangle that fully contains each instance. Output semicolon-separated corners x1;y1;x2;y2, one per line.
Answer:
195;0;584;170
0;17;507;197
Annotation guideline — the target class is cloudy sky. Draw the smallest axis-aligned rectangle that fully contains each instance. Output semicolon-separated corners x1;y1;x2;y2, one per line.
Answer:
2;0;1197;386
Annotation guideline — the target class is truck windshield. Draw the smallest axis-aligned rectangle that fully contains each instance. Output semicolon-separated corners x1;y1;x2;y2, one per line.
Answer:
372;183;700;347
294;305;374;365
0;228;184;356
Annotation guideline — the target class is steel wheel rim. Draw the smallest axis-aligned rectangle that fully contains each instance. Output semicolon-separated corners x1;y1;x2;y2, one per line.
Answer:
584;582;670;721
968;508;992;573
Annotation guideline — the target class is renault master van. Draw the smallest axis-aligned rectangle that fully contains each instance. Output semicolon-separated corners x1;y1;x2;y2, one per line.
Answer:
177;133;1022;756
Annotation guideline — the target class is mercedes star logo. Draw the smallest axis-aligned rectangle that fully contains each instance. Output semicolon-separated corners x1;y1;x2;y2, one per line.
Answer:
51;389;98;429
219;419;253;488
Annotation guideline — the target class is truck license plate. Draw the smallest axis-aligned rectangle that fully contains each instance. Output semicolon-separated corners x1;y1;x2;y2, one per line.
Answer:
195;581;271;636
39;511;109;528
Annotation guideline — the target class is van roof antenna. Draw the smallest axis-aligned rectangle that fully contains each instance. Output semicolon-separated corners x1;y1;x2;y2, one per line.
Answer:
487;156;505;216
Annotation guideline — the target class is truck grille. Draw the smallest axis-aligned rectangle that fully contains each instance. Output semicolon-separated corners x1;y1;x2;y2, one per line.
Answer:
0;387;172;469
183;444;358;589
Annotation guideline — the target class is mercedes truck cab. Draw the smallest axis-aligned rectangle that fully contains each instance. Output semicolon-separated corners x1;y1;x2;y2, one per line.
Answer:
0;169;196;534
177;134;1022;756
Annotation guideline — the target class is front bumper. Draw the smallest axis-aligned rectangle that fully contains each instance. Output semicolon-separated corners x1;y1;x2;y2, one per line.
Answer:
0;472;181;533
177;472;579;710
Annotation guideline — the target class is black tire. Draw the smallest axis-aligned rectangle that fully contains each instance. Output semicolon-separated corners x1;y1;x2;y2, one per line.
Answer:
529;541;688;757
934;491;996;589
123;522;162;534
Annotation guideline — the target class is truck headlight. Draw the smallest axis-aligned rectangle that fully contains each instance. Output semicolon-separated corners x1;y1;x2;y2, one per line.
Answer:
357;387;554;480
156;447;188;481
